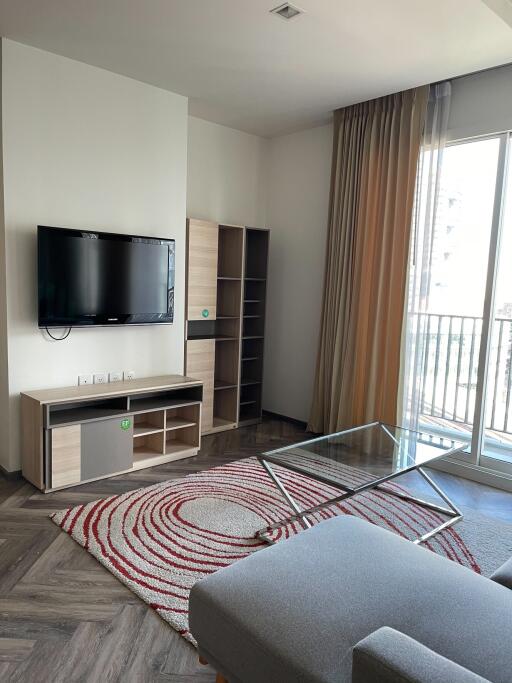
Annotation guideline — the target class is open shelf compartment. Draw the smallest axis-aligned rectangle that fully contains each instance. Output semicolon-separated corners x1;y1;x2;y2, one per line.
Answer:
166;403;199;431
239;382;262;423
213;386;238;429
215;338;240;388
47;396;129;428
165;421;200;455
244;229;269;280
133;410;165;437
218;225;244;279
187;317;240;341
133;431;165;458
129;386;202;413
243;316;264;338
217;278;243;318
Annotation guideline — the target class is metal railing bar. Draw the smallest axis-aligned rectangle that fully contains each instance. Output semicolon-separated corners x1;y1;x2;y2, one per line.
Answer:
465;318;477;425
504;321;512;433
420;314;432;414
432;316;442;416
490;320;504;430
442;316;454;418
453;317;464;422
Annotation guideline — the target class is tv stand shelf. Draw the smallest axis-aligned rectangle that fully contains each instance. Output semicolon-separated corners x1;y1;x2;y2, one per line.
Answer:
21;375;203;492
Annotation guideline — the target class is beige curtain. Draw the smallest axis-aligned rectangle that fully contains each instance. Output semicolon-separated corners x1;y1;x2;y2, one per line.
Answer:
308;86;429;434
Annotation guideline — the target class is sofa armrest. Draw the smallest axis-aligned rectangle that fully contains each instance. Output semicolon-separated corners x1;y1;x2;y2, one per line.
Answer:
490;556;512;589
352;627;491;683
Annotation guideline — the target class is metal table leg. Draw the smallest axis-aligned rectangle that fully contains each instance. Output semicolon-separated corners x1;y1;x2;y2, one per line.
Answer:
255;458;463;545
255;458;313;541
377;466;463;544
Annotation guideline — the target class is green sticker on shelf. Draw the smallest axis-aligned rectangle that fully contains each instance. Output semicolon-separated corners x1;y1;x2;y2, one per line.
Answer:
201;309;209;318
120;419;131;430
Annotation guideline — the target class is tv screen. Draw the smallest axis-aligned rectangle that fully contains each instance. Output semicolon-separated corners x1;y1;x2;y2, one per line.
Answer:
38;226;175;328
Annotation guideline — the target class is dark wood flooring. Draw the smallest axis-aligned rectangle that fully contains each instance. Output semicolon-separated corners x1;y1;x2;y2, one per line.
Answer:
0;416;511;682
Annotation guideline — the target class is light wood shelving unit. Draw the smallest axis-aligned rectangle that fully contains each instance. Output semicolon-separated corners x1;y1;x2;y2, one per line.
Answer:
21;375;203;492
185;219;269;435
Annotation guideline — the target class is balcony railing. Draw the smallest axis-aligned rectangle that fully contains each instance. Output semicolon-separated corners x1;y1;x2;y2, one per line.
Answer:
417;313;512;435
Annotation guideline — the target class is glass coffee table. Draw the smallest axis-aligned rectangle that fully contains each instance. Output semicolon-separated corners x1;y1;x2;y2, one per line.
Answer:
255;422;468;545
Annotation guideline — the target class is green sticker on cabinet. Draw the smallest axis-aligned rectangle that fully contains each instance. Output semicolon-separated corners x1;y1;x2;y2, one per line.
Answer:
120;419;131;430
201;309;209;318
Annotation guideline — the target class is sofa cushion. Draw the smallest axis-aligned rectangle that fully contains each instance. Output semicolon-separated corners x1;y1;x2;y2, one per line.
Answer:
189;516;512;683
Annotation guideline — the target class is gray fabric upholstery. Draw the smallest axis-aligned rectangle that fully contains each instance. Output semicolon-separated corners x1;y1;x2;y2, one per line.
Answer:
189;516;512;683
352;627;492;683
490;555;512;589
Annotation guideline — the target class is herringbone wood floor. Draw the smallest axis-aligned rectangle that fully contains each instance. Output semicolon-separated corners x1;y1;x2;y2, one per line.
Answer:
0;416;511;682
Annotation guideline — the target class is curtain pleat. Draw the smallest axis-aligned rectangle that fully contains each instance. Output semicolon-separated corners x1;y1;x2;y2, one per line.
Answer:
308;86;429;434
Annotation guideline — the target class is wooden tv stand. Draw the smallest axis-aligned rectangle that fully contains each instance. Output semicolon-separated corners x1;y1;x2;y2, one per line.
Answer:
21;374;203;492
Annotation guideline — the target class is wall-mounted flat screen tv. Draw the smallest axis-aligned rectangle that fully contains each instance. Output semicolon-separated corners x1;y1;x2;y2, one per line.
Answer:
38;225;175;328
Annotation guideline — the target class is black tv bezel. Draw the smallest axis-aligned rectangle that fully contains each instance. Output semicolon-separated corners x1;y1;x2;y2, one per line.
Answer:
37;225;175;329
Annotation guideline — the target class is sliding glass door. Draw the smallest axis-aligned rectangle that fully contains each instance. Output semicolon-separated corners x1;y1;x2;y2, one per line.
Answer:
402;132;512;479
481;136;512;472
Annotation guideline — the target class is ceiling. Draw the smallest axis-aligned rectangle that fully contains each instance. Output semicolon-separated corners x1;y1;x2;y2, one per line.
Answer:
0;0;511;137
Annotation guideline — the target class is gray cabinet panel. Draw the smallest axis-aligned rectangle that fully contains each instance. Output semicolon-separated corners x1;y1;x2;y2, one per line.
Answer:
81;416;133;480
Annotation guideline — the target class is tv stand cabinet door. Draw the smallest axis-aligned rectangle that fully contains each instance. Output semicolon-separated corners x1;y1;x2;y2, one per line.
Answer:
81;417;133;480
186;338;215;432
50;425;81;488
187;219;218;321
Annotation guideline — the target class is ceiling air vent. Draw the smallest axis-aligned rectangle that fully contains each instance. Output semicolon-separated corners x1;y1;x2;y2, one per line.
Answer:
270;3;303;20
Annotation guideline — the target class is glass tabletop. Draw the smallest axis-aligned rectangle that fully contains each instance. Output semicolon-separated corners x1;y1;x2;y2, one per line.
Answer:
261;422;468;490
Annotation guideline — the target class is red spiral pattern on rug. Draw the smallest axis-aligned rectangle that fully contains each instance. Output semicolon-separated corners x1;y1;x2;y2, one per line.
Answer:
51;457;479;644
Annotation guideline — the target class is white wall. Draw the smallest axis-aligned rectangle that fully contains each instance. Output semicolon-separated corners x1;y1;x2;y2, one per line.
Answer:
1;40;188;471
263;124;332;423
187;116;268;227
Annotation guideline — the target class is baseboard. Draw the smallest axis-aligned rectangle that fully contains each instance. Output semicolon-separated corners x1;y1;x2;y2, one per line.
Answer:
262;410;309;430
0;464;22;481
430;457;512;493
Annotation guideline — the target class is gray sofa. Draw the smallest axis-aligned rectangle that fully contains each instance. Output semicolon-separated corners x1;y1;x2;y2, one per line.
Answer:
189;516;512;683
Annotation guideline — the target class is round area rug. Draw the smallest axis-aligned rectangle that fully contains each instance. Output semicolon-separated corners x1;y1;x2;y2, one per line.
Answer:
51;457;512;644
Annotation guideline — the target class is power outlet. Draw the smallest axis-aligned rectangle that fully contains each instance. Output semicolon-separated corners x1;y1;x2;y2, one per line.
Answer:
109;371;123;383
78;374;93;386
124;370;135;381
93;372;108;384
